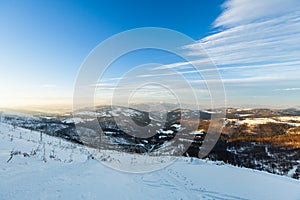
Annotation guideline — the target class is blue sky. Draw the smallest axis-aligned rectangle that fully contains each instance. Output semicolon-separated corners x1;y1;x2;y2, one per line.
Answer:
0;0;300;111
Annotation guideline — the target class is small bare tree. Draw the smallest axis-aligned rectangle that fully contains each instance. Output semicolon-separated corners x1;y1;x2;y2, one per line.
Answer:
40;132;43;143
42;143;47;162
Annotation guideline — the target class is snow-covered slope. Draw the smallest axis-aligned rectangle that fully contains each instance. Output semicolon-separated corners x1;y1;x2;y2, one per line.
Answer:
0;122;299;200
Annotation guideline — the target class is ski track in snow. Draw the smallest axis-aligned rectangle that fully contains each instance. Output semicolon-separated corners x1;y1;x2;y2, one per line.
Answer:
0;122;300;200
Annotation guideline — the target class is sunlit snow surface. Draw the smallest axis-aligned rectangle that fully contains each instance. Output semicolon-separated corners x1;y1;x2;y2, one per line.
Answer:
0;122;299;200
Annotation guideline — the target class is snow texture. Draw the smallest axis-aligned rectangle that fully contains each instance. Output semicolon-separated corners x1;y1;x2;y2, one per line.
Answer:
0;122;299;200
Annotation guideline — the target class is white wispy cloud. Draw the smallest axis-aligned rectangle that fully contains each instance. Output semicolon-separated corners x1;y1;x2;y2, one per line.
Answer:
190;75;281;84
89;83;115;87
151;59;211;71
274;88;300;91
213;0;300;28
149;0;300;85
41;84;57;88
184;0;300;84
198;16;300;66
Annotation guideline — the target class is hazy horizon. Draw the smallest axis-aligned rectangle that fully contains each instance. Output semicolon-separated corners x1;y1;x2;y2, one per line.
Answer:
1;102;300;115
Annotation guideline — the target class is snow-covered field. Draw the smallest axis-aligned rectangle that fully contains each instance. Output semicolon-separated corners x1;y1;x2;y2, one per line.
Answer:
226;117;300;127
0;122;299;200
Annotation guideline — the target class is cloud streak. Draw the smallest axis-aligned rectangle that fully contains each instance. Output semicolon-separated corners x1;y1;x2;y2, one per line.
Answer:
41;84;57;88
213;0;300;28
149;0;300;87
274;88;300;91
184;0;300;85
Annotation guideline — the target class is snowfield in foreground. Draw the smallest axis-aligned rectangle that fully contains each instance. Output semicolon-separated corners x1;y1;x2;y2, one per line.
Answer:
0;123;299;200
